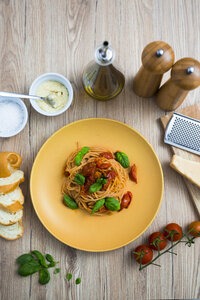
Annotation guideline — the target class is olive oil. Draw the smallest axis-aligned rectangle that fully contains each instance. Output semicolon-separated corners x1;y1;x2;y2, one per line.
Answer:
82;41;125;100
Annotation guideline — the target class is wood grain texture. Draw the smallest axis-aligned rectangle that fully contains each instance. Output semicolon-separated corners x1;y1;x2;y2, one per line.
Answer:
0;0;200;299
160;103;200;216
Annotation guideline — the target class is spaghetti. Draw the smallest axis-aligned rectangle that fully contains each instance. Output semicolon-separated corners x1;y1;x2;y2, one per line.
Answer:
62;146;131;215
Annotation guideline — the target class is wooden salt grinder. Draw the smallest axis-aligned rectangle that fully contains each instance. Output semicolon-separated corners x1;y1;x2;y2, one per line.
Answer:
156;58;200;111
133;41;175;98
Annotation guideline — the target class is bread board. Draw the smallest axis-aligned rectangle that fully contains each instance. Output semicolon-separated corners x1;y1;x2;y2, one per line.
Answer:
160;103;200;216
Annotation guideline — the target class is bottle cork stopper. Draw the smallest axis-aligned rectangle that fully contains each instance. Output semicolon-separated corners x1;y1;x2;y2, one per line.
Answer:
142;41;175;74
170;57;200;90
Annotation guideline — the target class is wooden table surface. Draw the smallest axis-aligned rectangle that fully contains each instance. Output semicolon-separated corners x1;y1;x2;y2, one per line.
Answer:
0;1;200;299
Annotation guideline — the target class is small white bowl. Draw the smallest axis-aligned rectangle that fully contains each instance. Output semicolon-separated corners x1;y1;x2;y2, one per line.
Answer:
0;97;28;138
29;73;73;116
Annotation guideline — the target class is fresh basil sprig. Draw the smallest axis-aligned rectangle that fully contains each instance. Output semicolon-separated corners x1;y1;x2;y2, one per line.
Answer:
17;251;59;285
74;173;85;185
114;151;130;168
74;147;89;166
89;177;107;193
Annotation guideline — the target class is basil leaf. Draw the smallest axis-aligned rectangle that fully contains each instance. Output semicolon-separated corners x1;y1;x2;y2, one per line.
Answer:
105;197;120;211
102;179;107;184
66;272;72;281
91;199;105;215
18;261;42;276
74;174;85;185
17;254;34;265
81;147;89;155
64;195;78;209
31;250;48;268
39;269;50;285
89;182;102;193
45;254;54;263
75;277;81;285
53;268;60;274
74;147;89;166
115;152;130;168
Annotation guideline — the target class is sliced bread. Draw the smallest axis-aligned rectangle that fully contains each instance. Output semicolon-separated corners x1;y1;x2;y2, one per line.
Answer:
0;220;23;240
0;170;24;194
0;208;23;225
0;187;24;212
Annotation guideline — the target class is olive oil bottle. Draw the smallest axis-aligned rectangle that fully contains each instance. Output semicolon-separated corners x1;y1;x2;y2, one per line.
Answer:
82;41;125;100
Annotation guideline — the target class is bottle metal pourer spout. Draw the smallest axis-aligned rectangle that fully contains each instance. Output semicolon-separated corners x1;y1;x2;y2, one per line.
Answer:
95;41;115;66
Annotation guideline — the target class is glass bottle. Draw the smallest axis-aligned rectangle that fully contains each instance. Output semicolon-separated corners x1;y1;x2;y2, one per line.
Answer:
82;41;125;100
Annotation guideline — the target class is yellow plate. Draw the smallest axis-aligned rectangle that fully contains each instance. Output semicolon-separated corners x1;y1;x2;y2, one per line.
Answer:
30;118;164;252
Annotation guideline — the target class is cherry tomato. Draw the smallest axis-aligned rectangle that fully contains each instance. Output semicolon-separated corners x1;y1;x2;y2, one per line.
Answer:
102;170;116;190
100;152;114;159
188;221;200;237
164;223;182;241
134;245;153;265
96;160;111;169
82;162;96;177
129;164;137;183
120;191;132;210
148;232;167;250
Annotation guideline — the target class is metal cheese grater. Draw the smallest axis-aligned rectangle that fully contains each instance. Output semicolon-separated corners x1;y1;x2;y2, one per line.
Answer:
164;112;200;155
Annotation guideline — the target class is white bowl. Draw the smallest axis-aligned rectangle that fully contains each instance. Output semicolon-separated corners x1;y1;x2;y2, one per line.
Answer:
29;73;73;116
0;97;28;138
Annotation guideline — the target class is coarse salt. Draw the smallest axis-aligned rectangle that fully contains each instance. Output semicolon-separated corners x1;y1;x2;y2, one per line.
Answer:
0;101;24;135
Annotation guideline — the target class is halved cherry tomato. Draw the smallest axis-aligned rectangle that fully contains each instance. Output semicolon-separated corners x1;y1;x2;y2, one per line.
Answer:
96;160;111;169
120;191;132;210
134;245;153;265
164;223;182;241
82;162;96;177
84;176;96;192
102;170;116;190
148;232;167;250
129;164;137;183
188;221;200;237
100;152;114;159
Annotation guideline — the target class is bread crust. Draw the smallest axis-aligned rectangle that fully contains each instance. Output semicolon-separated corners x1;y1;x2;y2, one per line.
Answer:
0;152;22;178
0;188;24;212
0;210;23;226
0;175;24;194
0;220;23;240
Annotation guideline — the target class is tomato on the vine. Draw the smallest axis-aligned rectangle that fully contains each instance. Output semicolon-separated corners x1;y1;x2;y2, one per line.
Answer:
164;223;182;241
148;232;167;250
133;245;153;265
189;221;200;237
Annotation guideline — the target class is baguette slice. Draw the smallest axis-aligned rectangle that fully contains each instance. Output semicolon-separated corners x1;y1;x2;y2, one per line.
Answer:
170;155;200;188
0;187;24;212
0;170;24;194
0;220;23;240
0;208;23;225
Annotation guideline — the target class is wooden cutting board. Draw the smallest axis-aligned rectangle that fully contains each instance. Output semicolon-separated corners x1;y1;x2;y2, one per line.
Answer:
160;103;200;216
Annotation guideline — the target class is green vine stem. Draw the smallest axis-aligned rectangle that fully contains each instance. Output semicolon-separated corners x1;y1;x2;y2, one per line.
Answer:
138;228;199;271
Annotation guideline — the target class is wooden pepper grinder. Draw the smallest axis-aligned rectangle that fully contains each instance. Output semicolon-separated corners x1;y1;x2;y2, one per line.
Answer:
133;41;175;98
156;58;200;111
